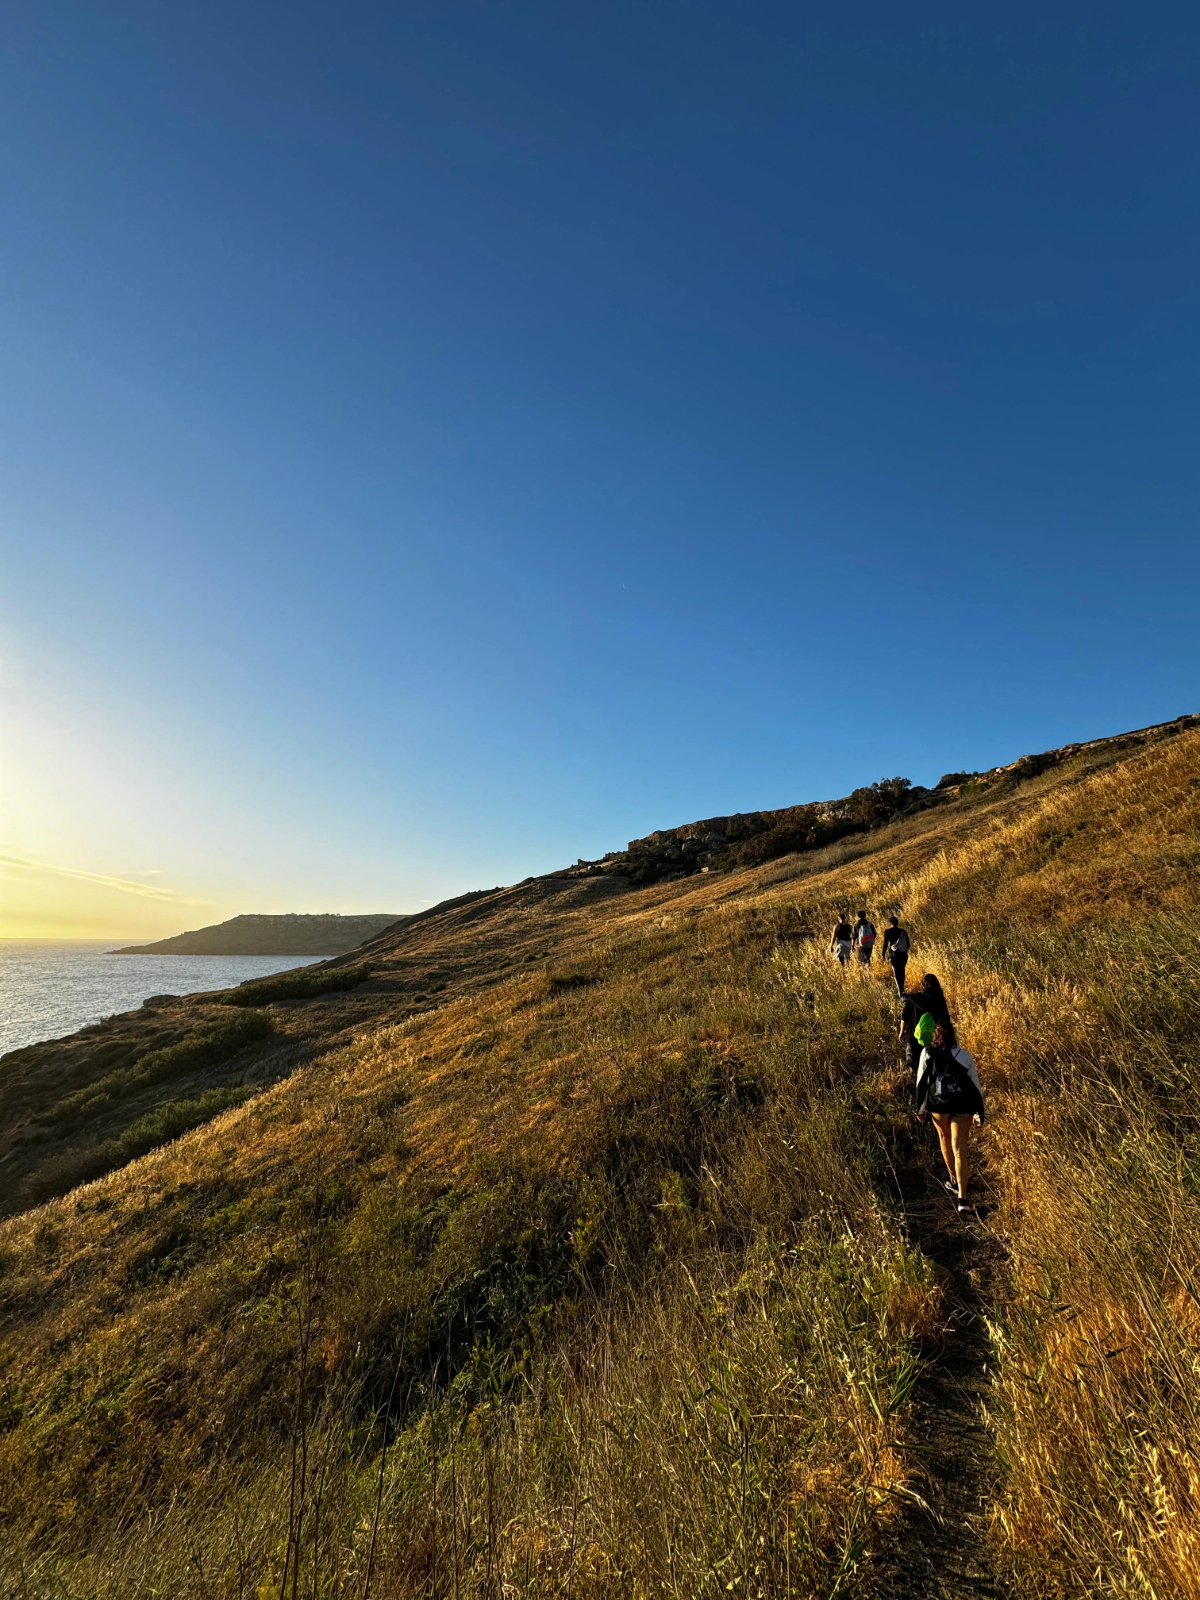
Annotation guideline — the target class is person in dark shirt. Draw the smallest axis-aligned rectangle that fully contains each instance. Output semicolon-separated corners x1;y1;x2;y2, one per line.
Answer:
898;973;954;1075
829;912;853;966
879;916;911;995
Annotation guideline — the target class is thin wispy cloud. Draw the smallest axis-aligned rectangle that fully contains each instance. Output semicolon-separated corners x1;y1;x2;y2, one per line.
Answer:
0;854;211;905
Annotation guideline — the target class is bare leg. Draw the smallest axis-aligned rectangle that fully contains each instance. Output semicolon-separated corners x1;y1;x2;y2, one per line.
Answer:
949;1116;972;1197
931;1114;956;1186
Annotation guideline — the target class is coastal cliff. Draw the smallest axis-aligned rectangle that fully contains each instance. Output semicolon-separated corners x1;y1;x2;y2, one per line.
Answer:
111;911;406;956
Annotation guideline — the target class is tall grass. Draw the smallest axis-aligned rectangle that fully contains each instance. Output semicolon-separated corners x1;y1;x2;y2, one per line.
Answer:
879;734;1200;1596
942;915;1200;1597
1;928;938;1598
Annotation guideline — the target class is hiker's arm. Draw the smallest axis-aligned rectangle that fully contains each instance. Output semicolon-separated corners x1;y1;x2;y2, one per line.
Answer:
958;1051;986;1124
960;1051;984;1096
913;1054;930;1118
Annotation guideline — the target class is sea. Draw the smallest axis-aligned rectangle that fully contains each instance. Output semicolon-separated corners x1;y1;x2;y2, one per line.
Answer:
0;940;326;1057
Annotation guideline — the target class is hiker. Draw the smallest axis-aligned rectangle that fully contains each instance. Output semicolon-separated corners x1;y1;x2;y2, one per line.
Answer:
880;915;910;994
829;911;853;966
852;910;876;966
914;1015;985;1214
898;973;953;1075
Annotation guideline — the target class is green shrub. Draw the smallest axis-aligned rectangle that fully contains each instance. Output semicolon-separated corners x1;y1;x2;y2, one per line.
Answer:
223;964;369;1006
545;971;594;995
48;1012;275;1119
22;1146;117;1203
126;1012;274;1082
25;1088;257;1205
112;1088;256;1162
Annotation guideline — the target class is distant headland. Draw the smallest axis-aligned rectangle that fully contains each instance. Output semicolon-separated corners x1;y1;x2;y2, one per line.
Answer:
110;912;407;956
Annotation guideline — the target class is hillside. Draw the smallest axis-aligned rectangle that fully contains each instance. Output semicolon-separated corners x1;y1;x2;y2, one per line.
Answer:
111;911;407;956
2;715;1199;1598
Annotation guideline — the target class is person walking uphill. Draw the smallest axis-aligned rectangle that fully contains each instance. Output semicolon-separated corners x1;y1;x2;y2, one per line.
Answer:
853;911;876;966
829;912;853;966
915;1014;985;1215
880;916;910;995
898;973;953;1076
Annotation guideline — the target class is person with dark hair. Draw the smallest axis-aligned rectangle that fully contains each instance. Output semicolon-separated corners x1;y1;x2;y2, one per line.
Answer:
915;1019;985;1214
852;910;876;965
879;915;910;995
898;973;954;1075
829;911;853;966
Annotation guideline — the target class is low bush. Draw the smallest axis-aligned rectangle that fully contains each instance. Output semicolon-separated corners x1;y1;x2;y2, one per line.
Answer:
24;1088;257;1203
111;1087;256;1163
48;1012;274;1120
223;964;369;1007
545;970;594;995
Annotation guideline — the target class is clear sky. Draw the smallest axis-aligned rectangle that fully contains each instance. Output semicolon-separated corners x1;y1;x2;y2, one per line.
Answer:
2;2;1198;938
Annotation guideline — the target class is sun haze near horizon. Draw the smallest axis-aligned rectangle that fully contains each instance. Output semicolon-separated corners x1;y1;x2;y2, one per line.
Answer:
2;1;1198;939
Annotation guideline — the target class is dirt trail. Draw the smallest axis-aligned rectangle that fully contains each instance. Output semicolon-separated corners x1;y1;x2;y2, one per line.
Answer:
875;1138;1013;1598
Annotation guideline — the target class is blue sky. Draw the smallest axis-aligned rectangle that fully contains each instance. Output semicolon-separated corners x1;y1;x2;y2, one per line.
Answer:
2;1;1198;934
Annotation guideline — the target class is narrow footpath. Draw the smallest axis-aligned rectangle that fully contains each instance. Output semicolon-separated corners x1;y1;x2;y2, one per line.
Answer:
875;1134;1013;1599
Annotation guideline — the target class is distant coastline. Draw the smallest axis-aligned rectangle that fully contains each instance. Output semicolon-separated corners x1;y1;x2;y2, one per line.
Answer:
111;912;406;957
0;942;328;1058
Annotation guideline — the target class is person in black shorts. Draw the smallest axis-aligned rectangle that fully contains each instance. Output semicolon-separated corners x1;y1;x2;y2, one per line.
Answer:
880;916;910;995
915;1019;985;1214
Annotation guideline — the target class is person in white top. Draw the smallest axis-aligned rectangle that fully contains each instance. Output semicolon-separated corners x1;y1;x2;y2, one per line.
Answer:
914;1016;985;1214
852;911;876;965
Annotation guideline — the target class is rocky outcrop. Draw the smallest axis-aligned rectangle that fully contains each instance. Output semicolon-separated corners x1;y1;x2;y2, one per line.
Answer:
550;714;1200;887
555;781;927;885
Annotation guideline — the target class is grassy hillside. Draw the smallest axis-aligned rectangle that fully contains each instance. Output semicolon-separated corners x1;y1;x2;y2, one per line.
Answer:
2;721;1199;1597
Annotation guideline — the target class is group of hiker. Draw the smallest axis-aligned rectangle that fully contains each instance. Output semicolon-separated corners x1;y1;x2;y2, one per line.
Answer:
828;909;910;992
829;909;984;1216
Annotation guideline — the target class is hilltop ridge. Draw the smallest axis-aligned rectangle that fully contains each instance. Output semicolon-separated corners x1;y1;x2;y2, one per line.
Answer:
551;712;1200;884
111;911;407;956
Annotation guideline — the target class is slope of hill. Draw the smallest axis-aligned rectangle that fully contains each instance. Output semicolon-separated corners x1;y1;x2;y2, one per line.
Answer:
111;911;407;956
2;715;1199;1598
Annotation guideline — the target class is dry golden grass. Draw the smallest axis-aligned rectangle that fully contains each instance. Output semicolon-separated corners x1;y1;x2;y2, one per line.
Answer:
744;728;1200;1596
2;724;1199;1596
1;913;932;1598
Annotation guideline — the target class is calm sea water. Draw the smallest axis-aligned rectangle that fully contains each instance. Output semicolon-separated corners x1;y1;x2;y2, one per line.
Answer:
0;940;327;1057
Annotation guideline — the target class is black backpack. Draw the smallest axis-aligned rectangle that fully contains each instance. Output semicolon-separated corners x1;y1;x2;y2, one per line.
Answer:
926;1047;971;1112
